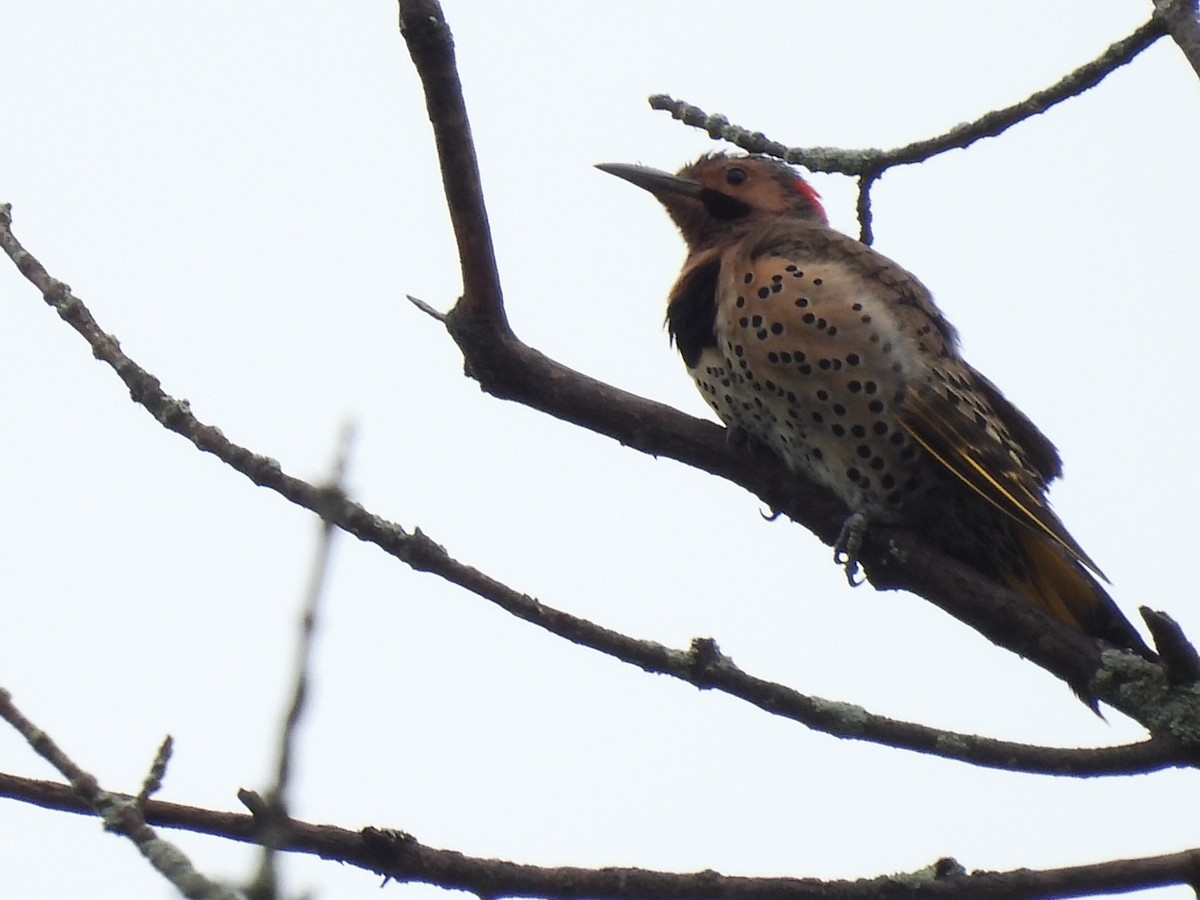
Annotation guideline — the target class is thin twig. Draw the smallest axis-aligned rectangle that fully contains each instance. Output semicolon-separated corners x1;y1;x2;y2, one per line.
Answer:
648;16;1166;239
274;424;356;801
135;736;174;808
855;170;879;245
649;17;1166;177
406;293;448;322
0;690;239;900
245;423;357;900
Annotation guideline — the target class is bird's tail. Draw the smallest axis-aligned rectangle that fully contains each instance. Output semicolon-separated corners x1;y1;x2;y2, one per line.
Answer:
1002;527;1152;659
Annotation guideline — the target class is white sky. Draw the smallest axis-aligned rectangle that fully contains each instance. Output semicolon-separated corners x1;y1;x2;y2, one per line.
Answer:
3;2;1198;898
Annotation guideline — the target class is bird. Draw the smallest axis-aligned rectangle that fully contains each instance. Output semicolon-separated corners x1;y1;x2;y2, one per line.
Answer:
597;152;1151;659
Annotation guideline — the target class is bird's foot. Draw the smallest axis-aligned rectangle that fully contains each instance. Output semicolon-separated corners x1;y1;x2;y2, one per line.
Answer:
760;506;782;521
833;512;869;587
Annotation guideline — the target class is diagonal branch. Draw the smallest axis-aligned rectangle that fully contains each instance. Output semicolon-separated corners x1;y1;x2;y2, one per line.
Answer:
0;204;1193;773
1154;0;1200;77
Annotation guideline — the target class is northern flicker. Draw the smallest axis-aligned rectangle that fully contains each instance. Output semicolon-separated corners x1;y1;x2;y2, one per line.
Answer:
598;153;1151;658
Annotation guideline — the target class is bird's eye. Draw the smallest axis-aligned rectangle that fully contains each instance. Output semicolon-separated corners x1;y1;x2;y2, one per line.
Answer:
724;167;748;186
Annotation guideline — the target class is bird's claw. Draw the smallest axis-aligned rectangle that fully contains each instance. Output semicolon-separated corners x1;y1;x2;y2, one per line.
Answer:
760;506;782;522
833;512;868;587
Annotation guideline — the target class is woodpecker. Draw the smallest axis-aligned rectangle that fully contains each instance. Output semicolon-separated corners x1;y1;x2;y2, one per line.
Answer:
598;153;1150;658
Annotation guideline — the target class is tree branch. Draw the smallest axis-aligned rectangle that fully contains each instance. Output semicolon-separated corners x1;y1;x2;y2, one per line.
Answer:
855;170;880;245
648;16;1166;243
3;203;1195;772
243;424;356;900
1155;0;1200;77
0;691;238;900
2;770;1200;899
398;0;509;330
648;17;1166;177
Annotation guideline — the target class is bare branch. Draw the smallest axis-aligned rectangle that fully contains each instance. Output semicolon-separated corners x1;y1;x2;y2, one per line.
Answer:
868;15;1168;168
0;691;239;900
2;770;1200;899
399;0;508;330
2;203;1193;770
643;96;871;175
1142;607;1200;684
855;171;879;245
274;424;355;799
1155;0;1200;77
245;424;356;900
649;17;1166;176
135;736;174;808
406;293;448;322
648;15;1165;241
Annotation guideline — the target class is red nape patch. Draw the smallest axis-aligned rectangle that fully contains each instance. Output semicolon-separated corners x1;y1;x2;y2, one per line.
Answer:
793;178;827;223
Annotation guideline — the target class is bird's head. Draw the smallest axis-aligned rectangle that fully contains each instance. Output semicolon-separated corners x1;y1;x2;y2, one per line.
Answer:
596;153;827;251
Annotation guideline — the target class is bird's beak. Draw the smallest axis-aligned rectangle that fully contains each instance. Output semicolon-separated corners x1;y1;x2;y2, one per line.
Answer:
595;163;702;199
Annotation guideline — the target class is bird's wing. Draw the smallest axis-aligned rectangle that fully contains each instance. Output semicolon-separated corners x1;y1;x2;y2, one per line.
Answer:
896;377;1107;581
966;365;1063;486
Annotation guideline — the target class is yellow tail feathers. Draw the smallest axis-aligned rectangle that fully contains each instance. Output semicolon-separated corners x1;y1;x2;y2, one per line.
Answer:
1002;528;1098;632
1002;527;1150;657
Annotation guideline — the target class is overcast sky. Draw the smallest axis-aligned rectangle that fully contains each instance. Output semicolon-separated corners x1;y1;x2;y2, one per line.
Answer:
4;3;1199;898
